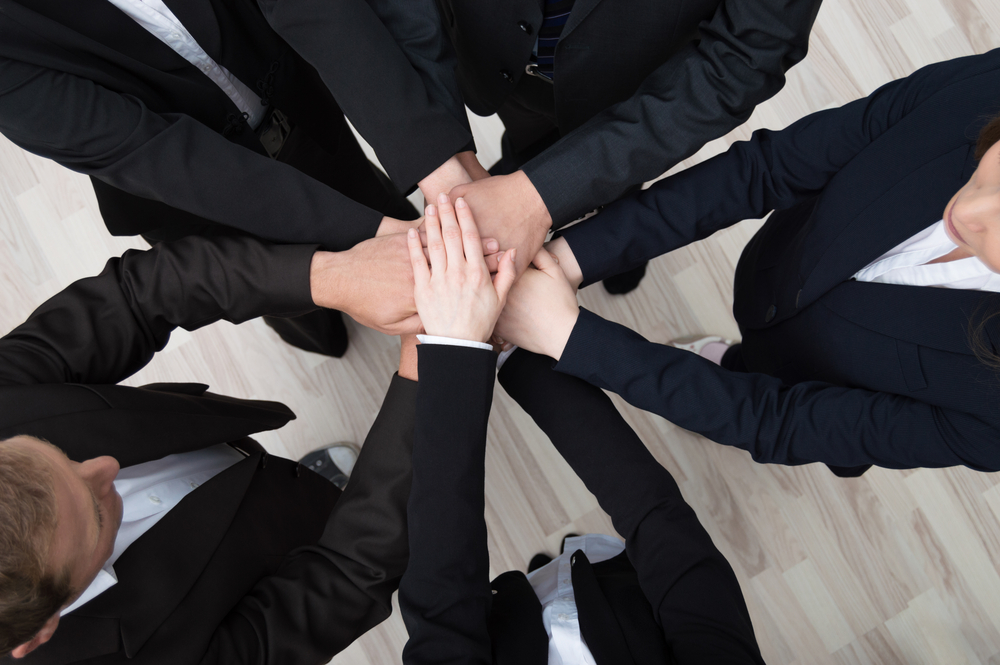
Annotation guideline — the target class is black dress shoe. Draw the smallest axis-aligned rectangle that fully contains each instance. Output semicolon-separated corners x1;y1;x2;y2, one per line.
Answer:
826;463;873;478
602;262;648;295
527;553;553;573
299;444;358;490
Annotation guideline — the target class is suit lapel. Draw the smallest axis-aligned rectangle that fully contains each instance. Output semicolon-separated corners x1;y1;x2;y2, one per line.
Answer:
560;0;602;41
798;144;974;307
71;453;261;658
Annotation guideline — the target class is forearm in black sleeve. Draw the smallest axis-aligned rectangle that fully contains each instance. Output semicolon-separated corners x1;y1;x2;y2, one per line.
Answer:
0;59;384;249
555;308;994;471
399;345;497;665
255;0;473;191
0;234;317;387
365;0;474;146
498;349;764;664
203;372;419;664
558;50;1000;283
524;0;822;226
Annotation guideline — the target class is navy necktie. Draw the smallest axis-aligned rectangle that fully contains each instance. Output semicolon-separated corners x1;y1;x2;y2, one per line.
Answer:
536;0;575;79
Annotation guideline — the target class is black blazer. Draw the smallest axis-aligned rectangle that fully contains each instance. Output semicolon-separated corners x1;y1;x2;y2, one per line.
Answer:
0;0;472;249
0;235;418;664
398;347;763;665
435;0;821;224
558;49;1000;471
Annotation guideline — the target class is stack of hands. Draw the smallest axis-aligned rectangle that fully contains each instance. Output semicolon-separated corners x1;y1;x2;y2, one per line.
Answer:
313;152;584;361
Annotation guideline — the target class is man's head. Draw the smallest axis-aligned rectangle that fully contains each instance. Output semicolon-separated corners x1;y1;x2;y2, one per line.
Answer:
0;436;122;659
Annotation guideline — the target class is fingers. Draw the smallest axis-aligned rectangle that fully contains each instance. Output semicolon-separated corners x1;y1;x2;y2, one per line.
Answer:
492;248;518;303
437;192;465;269
407;228;430;286
424;202;446;273
417;233;497;256
454;197;486;271
484;251;501;273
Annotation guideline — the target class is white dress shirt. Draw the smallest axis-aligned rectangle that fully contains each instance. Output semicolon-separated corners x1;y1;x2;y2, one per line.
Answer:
105;0;265;128
62;444;245;615
526;534;627;665
853;220;1000;291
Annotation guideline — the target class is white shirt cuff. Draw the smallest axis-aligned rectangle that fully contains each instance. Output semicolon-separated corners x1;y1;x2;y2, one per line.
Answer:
417;335;493;352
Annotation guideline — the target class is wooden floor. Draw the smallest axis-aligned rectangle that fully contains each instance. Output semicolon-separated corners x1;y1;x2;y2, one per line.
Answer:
2;0;1000;662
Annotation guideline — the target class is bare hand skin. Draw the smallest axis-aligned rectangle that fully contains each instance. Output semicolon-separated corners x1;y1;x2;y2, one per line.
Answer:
398;333;419;381
494;248;580;360
310;235;422;336
407;193;517;343
418;153;474;208
545;236;584;289
376;215;423;237
449;170;552;276
455;150;491;181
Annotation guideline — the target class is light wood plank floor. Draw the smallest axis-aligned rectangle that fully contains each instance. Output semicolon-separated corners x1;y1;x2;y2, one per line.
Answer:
2;0;1000;662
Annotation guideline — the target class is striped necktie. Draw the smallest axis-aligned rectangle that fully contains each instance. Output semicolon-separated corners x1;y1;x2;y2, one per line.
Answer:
535;0;575;79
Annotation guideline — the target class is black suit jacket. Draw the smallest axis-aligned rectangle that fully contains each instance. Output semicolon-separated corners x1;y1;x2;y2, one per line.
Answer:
434;0;821;224
398;347;763;664
0;0;472;248
0;235;418;664
559;49;1000;471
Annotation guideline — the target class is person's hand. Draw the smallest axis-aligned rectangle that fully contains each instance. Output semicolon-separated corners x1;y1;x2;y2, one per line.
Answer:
407;193;517;343
455;151;490;181
545;236;584;289
398;334;419;381
449;170;552;276
376;215;422;237
494;248;580;360
418;153;475;207
310;235;421;336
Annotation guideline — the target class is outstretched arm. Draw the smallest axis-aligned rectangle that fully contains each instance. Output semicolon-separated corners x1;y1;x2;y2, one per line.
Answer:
559;49;1000;286
499;349;765;664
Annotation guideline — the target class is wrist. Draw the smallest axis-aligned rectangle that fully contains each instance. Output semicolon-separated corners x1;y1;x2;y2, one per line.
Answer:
514;170;552;231
547;237;583;289
309;250;349;311
546;306;580;361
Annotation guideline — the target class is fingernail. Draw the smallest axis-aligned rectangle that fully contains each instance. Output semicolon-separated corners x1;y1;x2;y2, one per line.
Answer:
550;252;559;263
487;240;498;252
455;197;467;208
426;204;436;216
408;228;417;238
437;192;449;204
510;248;517;262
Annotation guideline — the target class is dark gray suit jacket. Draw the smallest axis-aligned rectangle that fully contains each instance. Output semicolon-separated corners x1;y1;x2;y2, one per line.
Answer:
0;235;418;664
434;0;822;225
0;0;472;248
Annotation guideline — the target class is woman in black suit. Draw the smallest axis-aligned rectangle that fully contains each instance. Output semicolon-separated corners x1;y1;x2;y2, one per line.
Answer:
495;49;1000;475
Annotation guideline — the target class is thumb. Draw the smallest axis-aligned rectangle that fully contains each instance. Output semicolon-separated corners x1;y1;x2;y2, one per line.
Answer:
493;248;518;303
530;247;559;273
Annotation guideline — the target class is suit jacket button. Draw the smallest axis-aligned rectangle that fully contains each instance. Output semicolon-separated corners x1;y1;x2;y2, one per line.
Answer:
500;69;514;83
518;21;533;34
765;304;777;322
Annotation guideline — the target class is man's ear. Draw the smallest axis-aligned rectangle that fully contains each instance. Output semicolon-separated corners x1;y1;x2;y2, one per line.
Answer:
10;613;60;658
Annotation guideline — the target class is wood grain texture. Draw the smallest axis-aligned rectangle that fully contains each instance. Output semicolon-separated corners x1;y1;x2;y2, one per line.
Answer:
1;0;999;662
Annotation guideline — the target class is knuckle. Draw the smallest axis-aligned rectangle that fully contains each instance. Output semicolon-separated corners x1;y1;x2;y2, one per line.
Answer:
443;227;462;241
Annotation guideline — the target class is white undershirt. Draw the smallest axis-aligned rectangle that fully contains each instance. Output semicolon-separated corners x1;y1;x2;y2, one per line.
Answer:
526;534;626;665
62;444;244;615
105;0;265;128
853;220;1000;291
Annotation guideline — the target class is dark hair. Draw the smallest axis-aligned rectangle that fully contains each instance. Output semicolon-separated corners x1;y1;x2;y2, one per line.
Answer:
0;441;74;658
969;114;1000;368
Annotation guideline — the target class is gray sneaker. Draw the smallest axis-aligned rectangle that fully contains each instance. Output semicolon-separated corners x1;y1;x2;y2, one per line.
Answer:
298;443;359;490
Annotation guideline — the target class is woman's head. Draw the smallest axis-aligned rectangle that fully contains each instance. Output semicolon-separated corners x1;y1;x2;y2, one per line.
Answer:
941;115;1000;270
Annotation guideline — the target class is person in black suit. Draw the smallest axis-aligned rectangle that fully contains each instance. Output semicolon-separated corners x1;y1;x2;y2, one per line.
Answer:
0;233;423;663
396;196;763;663
0;0;485;355
494;49;1000;475
426;0;822;291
